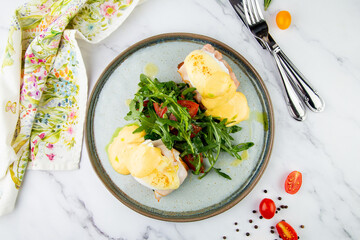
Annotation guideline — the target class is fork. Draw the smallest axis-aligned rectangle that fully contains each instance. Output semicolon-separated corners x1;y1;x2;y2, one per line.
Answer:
243;0;325;121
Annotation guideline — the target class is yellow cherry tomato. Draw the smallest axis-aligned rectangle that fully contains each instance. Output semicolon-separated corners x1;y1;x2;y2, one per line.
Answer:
276;11;292;30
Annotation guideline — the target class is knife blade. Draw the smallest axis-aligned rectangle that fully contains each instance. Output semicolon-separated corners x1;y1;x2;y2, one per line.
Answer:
229;0;276;50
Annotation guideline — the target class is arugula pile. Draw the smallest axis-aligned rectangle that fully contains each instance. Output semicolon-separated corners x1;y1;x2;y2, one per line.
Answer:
125;74;254;179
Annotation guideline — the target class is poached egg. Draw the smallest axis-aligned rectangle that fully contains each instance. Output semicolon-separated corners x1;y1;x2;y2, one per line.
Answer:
106;124;188;200
178;44;250;125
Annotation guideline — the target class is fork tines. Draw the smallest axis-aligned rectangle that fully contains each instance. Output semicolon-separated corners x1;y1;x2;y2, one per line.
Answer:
244;0;264;25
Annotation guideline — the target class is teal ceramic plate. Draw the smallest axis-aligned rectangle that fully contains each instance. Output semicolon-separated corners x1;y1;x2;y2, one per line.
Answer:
86;33;274;222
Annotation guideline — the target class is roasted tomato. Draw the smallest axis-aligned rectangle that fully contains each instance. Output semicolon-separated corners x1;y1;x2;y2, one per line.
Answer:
276;221;298;240
183;154;204;173
143;100;149;107
169;113;177;121
169;100;199;121
177;100;199;117
285;171;302;194
190;124;202;138
259;198;276;219
153;102;167;118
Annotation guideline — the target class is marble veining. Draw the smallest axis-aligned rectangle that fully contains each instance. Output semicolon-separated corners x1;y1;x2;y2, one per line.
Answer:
1;0;360;239
43;172;120;240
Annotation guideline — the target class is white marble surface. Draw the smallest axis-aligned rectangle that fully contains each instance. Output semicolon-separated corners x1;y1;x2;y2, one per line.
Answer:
1;0;360;239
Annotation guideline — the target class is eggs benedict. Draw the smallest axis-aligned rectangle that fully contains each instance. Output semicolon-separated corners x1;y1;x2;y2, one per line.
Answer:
178;44;250;125
106;124;188;200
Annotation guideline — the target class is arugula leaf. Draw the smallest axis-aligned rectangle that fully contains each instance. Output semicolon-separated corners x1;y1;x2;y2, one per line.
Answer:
229;125;242;133
124;74;254;180
214;168;232;180
233;142;254;152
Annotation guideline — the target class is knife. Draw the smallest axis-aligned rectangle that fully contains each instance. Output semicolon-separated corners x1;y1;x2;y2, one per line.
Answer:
229;0;325;113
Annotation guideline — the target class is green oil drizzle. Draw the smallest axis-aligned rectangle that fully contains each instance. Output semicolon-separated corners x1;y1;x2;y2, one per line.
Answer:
230;150;249;166
144;62;159;79
241;150;249;160
254;111;269;131
230;159;241;167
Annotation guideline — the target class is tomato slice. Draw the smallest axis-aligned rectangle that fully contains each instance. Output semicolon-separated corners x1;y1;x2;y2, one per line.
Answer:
183;154;204;173
285;171;302;194
259;198;276;219
177;100;199;117
169;113;177;121
168;100;199;121
153;102;168;118
276;221;298;240
143;100;149;107
190;124;202;138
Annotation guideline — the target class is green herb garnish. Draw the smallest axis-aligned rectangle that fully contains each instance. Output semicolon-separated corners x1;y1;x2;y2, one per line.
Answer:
125;74;254;179
264;0;272;10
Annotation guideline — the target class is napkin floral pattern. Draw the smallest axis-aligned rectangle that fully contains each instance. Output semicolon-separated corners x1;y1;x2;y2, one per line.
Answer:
0;0;140;216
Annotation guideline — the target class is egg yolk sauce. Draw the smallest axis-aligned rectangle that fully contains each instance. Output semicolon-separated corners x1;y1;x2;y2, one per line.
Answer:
106;125;180;190
184;50;250;125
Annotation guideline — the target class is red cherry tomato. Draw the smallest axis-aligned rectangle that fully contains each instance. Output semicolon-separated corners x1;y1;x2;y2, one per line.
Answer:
259;198;276;219
276;221;298;240
153;102;167;118
177;100;199;117
285;171;302;194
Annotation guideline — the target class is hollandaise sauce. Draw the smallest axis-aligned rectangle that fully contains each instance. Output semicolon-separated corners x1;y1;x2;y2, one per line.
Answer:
183;50;250;125
106;125;180;190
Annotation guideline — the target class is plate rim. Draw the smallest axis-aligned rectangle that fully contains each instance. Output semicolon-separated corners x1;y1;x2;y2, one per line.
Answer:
85;32;275;222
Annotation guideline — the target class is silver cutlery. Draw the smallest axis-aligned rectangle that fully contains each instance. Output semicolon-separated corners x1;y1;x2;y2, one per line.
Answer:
230;0;325;121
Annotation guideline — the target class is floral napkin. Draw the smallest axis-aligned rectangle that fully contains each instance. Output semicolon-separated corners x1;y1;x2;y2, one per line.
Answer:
0;0;141;216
